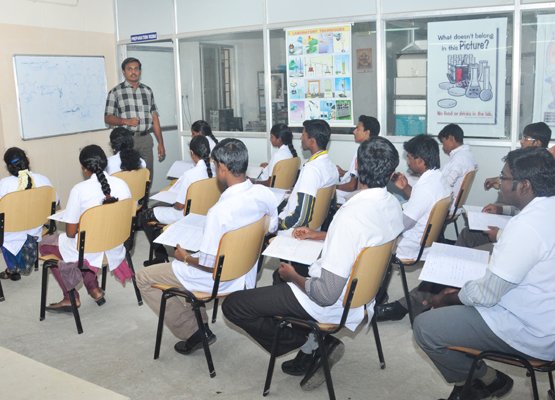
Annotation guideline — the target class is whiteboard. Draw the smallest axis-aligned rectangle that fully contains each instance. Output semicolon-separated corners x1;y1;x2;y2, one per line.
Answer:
13;55;108;140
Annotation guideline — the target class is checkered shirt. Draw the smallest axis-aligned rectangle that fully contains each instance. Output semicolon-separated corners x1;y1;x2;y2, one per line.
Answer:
104;81;159;133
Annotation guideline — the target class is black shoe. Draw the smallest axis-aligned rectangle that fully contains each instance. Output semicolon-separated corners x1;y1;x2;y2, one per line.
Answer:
375;301;408;322
300;336;344;391
474;370;514;398
174;326;217;355
143;256;168;267
281;350;317;376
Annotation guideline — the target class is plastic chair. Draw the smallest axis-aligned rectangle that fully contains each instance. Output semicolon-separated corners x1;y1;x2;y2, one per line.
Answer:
308;185;336;230
270;157;300;190
448;346;555;400
443;169;477;238
151;215;269;378
263;239;396;400
39;198;141;334
394;195;452;326
0;186;56;301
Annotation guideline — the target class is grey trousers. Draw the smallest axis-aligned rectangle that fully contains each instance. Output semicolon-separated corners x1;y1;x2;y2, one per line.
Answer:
133;133;154;177
455;227;494;252
413;305;531;383
136;262;207;341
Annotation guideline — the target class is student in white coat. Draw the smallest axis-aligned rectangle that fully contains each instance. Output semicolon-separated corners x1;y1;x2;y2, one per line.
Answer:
105;127;146;175
137;138;278;356
0;148;56;281
141;135;215;265
41;145;132;312
191;120;218;153
223;137;404;391
256;123;297;186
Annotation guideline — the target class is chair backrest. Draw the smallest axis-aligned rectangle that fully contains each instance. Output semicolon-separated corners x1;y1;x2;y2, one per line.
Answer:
345;239;396;309
421;196;452;248
451;169;477;216
184;177;223;216
77;198;135;253
212;215;268;283
308;185;336;230
271;157;300;190
0;186;56;232
112;168;150;205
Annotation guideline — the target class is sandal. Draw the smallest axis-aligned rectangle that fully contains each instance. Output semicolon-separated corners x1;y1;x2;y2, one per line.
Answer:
0;270;21;281
89;288;106;306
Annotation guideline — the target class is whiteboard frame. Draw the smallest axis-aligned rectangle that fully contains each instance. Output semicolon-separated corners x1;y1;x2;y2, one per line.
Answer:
13;54;108;141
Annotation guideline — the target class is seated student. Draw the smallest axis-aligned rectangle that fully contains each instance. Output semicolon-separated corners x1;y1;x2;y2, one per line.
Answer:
0;148;56;281
105;127;146;175
256;123;297;186
279;119;338;230
375;134;450;321
336;115;380;192
41;145;132;312
458;122;551;250
414;147;555;400
222;137;404;391
141;135;214;265
191;120;218;152
438;123;477;212
136;138;278;355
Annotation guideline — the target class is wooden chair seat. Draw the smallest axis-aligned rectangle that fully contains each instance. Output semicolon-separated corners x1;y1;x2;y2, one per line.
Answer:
449;346;552;369
151;284;230;302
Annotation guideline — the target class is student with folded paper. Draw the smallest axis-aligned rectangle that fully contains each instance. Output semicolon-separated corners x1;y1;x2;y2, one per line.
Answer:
414;147;555;400
223;137;403;391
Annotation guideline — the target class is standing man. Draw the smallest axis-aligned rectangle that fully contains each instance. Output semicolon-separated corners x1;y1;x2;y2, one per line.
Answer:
104;57;165;176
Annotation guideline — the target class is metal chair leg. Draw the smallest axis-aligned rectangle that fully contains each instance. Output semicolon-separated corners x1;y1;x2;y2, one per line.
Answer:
263;320;285;396
211;298;219;323
194;305;216;378
39;261;53;320
126;251;143;306
68;289;83;334
154;293;168;359
316;332;336;400
101;266;107;291
0;280;4;302
398;263;414;327
370;315;386;369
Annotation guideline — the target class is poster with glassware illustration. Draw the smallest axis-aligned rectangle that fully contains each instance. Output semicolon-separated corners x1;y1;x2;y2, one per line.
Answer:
286;24;353;126
532;14;555;127
427;18;507;137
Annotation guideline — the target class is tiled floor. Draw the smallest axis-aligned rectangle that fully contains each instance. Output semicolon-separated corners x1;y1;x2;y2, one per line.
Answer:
0;232;548;400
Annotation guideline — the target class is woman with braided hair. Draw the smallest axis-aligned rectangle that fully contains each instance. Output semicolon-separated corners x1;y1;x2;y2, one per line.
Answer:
191;120;218;152
255;123;297;186
0;147;56;281
40;145;132;312
141;135;214;266
106;127;147;174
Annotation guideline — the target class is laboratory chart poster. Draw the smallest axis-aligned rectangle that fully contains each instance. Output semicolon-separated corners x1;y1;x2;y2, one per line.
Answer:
533;14;555;127
427;18;507;137
286;24;353;127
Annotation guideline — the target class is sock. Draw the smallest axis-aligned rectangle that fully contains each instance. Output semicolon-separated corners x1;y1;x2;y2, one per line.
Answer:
478;366;498;385
300;333;318;354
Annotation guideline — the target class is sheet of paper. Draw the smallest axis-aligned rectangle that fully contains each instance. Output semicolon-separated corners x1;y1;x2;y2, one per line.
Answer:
268;187;288;204
247;165;264;179
466;211;512;231
154;213;206;251
262;235;323;265
150;190;178;204
48;209;66;223
166;160;194;179
336;189;360;205
463;205;483;214
419;242;489;288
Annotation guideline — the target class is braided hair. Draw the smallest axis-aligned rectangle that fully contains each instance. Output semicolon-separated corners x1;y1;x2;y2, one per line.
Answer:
190;135;213;178
270;123;297;158
191;120;218;146
79;145;118;204
109;127;142;171
4;147;33;190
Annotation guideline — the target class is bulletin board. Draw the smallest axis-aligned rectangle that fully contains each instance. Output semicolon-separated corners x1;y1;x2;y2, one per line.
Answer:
13;55;107;140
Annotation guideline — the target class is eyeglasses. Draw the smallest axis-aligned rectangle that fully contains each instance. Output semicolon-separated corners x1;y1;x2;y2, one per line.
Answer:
520;136;536;142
